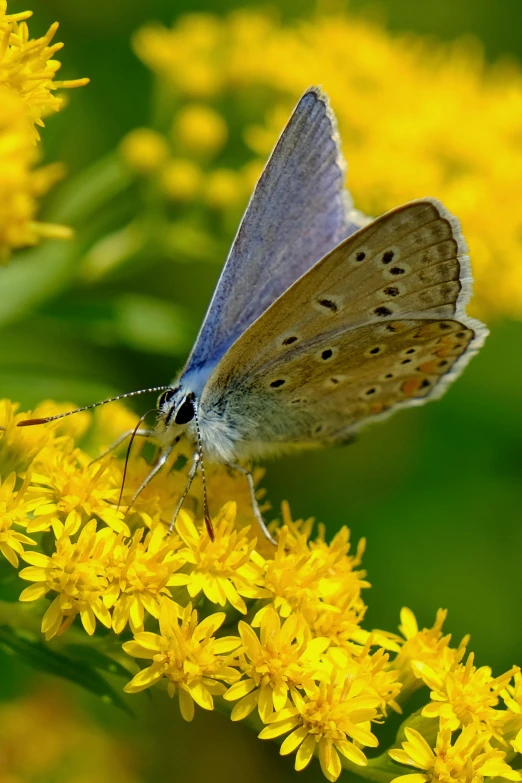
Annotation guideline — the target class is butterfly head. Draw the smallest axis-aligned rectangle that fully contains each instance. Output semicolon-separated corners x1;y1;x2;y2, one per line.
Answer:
156;386;197;443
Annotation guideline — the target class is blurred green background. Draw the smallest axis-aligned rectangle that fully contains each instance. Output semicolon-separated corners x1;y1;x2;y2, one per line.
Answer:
1;1;521;781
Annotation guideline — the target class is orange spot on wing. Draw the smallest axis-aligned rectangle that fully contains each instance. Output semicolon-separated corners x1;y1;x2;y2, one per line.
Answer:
370;402;385;414
418;360;439;373
401;377;424;396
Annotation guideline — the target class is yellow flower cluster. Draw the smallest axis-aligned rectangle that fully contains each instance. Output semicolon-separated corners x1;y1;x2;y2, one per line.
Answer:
0;397;520;782
131;9;522;319
0;1;88;261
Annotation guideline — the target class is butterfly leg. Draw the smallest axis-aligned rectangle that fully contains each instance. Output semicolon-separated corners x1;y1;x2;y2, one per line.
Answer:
169;452;200;534
91;428;155;463
126;442;175;511
227;463;276;547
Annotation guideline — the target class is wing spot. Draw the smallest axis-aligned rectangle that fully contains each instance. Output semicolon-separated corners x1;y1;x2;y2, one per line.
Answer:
322;349;333;360
270;379;286;388
401;359;412;365
318;298;337;312
365;388;376;395
385;373;394;378
439;360;449;367
330;377;339;384
439;323;451;330
374;306;392;317
385;324;396;332
313;424;324;435
456;331;466;338
420;379;431;388
382;250;394;264
389;267;405;275
282;336;298;346
365;344;387;358
383;286;400;297
355;251;366;262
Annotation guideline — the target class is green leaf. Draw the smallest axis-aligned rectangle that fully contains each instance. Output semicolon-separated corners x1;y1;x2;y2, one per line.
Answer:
0;626;132;714
63;643;134;680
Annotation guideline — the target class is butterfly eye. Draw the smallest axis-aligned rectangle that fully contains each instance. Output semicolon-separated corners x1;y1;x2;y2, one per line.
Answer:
159;388;177;408
175;393;196;425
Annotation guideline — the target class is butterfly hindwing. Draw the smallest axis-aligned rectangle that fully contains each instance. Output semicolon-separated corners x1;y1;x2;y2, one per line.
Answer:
183;88;356;374
201;199;487;456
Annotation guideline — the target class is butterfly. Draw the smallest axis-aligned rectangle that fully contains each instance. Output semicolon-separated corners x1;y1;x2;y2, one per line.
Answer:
19;87;488;544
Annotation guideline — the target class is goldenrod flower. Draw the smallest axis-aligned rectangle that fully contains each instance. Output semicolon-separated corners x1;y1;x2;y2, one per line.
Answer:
120;128;169;174
103;524;184;634
203;168;243;209
160;159;203;201
173;103;227;155
225;608;329;722
0;472;35;566
389;725;521;783
392;607;465;697
19;519;113;639
259;674;380;780
0;399;88;477
123;598;241;720
413;652;519;733
26;446;126;535
0;1;88;136
253;522;368;627
169;502;267;614
0;4;88;260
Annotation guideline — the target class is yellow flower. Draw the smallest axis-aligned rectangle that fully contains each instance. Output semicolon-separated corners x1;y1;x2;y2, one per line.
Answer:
0;1;88;136
326;642;402;716
160;158;203;201
259;674;380;781
392;607;463;696
203;168;243;210
173;103;227;155
0;472;35;566
123;598;241;720
26;446;127;535
0;88;71;261
389;725;521;783
253;520;368;627
0;3;88;260
413;652;519;733
501;671;522;752
169;502;267;614
224;608;329;722
0;399;89;476
104;523;184;634
120;128;169;174
19;519;113;639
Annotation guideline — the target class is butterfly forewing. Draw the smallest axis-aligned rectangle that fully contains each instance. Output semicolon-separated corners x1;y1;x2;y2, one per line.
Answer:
183;88;361;374
201;199;487;455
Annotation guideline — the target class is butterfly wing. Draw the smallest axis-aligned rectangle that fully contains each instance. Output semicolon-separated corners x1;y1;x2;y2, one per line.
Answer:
201;198;487;456
183;87;363;377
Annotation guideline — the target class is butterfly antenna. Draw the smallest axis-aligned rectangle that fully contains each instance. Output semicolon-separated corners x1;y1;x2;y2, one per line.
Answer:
117;408;157;510
16;386;169;427
192;398;214;542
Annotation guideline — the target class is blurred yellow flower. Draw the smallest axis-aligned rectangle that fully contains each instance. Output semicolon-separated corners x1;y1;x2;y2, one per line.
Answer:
19;518;113;639
389;725;521;783
160;158;203;201
134;9;522;318
225;608;329;722
203;167;243;209
120;127;170;174
123;598;241;720
173;103;228;155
